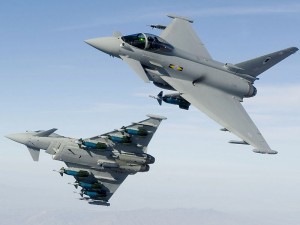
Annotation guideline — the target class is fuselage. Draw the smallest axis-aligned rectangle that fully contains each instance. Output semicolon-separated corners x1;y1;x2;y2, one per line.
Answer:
52;138;151;173
85;33;257;100
6;131;154;174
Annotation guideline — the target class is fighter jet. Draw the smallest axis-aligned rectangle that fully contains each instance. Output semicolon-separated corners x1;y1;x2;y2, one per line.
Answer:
5;114;166;206
85;14;298;155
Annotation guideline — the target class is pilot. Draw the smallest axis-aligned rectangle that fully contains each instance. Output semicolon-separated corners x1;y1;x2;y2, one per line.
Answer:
147;36;160;50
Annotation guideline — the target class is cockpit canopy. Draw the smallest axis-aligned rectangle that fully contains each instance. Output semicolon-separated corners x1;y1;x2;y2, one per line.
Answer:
121;33;173;52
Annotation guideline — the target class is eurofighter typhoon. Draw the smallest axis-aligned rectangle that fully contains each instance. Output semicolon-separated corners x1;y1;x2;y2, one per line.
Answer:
85;14;298;155
6;114;166;206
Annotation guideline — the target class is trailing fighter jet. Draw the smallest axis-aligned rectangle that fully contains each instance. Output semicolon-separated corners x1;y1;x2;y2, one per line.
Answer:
85;14;298;155
5;114;166;206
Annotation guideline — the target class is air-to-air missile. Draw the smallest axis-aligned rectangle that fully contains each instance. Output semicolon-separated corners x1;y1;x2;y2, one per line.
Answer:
77;139;107;150
123;127;148;136
108;134;131;143
148;24;167;30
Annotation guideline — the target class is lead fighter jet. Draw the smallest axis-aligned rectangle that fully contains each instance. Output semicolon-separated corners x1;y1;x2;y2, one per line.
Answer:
6;114;166;206
85;14;298;154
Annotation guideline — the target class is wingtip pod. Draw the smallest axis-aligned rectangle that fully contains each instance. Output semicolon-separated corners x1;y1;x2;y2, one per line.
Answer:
289;47;299;53
88;200;110;206
146;114;167;120
253;149;278;155
167;14;194;23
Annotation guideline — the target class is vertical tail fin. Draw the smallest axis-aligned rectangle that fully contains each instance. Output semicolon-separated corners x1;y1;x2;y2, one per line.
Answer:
235;47;298;77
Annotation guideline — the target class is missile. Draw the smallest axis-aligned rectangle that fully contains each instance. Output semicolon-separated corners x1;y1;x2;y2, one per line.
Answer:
83;190;107;199
77;139;107;150
54;167;90;177
148;24;166;30
76;190;108;203
79;182;103;190
108;135;131;143
149;91;190;110
69;182;103;190
124;128;148;136
220;128;229;132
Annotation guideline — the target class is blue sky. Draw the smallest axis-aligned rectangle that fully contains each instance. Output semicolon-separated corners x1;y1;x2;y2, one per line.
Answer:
0;0;300;221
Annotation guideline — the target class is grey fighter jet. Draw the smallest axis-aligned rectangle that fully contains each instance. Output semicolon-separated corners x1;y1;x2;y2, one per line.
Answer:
85;14;298;155
6;114;166;206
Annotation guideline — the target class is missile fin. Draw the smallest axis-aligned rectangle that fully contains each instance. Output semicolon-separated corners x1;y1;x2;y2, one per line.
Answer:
157;91;163;105
157;98;162;105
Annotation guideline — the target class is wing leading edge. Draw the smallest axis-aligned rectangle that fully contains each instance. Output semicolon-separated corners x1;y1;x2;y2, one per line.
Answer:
87;114;166;154
161;76;277;154
160;14;212;60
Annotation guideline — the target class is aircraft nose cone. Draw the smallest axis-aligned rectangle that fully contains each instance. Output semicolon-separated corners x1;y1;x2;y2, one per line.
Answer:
5;133;27;144
84;38;99;47
85;37;119;56
85;38;98;48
